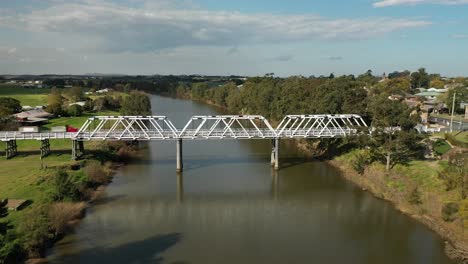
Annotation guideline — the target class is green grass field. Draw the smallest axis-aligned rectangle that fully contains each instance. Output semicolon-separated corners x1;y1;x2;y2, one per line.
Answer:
42;110;119;130
454;131;468;143
0;84;50;106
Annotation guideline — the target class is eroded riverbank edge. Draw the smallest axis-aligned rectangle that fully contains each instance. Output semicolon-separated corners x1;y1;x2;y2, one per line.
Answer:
328;159;467;263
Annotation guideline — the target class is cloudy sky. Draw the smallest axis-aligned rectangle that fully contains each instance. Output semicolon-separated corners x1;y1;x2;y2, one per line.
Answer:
0;0;467;76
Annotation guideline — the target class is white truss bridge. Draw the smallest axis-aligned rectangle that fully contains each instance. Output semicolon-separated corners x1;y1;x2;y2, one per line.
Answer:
1;115;368;168
0;114;368;141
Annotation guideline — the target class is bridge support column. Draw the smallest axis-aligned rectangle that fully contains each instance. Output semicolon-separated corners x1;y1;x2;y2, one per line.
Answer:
72;140;85;160
40;139;51;159
176;139;183;173
274;138;280;170
271;138;280;170
270;139;276;166
5;140;17;159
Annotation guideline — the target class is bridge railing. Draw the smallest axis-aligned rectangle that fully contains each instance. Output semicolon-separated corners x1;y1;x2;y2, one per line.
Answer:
1;115;369;141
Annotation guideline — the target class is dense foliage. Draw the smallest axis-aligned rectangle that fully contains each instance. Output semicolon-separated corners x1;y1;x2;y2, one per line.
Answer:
0;98;21;118
120;91;152;116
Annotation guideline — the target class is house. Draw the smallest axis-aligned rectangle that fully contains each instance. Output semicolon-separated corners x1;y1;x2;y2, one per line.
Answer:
69;101;86;107
14;109;53;125
96;88;112;94
415;91;443;100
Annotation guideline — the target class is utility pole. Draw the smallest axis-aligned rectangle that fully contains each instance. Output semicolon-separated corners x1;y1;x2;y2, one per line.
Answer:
450;92;456;133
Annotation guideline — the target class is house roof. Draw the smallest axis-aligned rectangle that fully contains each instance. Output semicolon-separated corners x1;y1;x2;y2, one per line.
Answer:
14;109;52;119
415;91;441;97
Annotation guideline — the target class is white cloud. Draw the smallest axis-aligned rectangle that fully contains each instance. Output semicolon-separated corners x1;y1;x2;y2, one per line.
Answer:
0;1;431;53
452;34;468;39
373;0;468;7
273;54;294;62
326;56;343;61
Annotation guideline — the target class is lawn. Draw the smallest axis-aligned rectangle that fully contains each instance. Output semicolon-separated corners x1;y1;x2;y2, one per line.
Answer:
42;110;119;130
454;131;468;144
0;84;50;106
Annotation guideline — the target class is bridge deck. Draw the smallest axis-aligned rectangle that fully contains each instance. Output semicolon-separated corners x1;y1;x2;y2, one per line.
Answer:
0;128;359;141
0;115;367;141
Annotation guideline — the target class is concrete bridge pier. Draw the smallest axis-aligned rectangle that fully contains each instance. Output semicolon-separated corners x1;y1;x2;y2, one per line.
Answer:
271;138;280;170
5;140;17;159
71;140;85;160
40;139;51;159
176;139;183;173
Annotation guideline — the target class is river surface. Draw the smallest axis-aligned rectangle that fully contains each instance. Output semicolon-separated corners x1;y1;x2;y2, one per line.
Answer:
47;95;454;264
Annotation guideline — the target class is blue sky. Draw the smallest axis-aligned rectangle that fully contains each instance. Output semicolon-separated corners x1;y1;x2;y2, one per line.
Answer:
0;0;467;76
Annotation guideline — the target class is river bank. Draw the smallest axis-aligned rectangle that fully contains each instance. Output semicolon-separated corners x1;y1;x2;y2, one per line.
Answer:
0;140;140;263
163;93;467;263
329;158;467;263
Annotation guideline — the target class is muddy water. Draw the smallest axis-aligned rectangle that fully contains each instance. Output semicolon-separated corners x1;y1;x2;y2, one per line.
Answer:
47;95;454;264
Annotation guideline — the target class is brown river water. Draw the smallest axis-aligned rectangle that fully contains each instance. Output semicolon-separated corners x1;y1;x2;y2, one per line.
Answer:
46;95;455;264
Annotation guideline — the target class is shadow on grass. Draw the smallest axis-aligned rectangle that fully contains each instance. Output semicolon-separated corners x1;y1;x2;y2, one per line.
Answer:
52;233;184;264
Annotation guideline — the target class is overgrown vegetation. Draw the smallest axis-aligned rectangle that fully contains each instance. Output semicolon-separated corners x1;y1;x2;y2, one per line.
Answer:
0;85;152;262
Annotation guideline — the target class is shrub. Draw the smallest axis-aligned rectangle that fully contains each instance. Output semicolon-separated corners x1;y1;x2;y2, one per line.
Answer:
432;139;451;156
352;150;371;175
67;104;83;117
116;145;139;162
84;162;109;185
48;202;86;235
53;170;81;201
407;186;422;205
17;204;52;258
441;202;459;222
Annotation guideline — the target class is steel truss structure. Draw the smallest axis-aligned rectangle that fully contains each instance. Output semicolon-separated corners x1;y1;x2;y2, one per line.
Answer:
275;115;368;138
0;114;368;142
179;115;277;139
74;116;179;140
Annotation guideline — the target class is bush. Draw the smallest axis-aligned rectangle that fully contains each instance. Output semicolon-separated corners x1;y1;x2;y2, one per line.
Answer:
67;104;83;117
352;150;371;175
407;186;423;205
439;150;467;198
120;91;151;116
116;145;139;162
84;162;109;185
432;139;451;156
441;202;459;222
48;202;86;235
17;204;52;258
53;170;81;201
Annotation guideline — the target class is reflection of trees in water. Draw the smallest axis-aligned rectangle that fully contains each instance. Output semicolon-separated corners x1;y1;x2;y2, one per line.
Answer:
53;233;183;264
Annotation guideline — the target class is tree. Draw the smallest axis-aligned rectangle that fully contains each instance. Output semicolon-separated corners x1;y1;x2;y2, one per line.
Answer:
445;86;468;114
439;150;468;199
67;105;83;117
430;78;445;89
66;87;84;102
120;91;151;116
357;70;378;87
46;88;64;116
410;68;430;88
369;96;424;170
0;97;21;117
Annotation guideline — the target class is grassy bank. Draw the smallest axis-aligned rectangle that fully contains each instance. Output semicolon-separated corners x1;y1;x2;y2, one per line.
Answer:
332;149;468;262
0;87;144;262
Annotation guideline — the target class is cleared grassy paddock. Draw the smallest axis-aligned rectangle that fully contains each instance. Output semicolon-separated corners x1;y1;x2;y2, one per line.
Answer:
0;84;50;106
